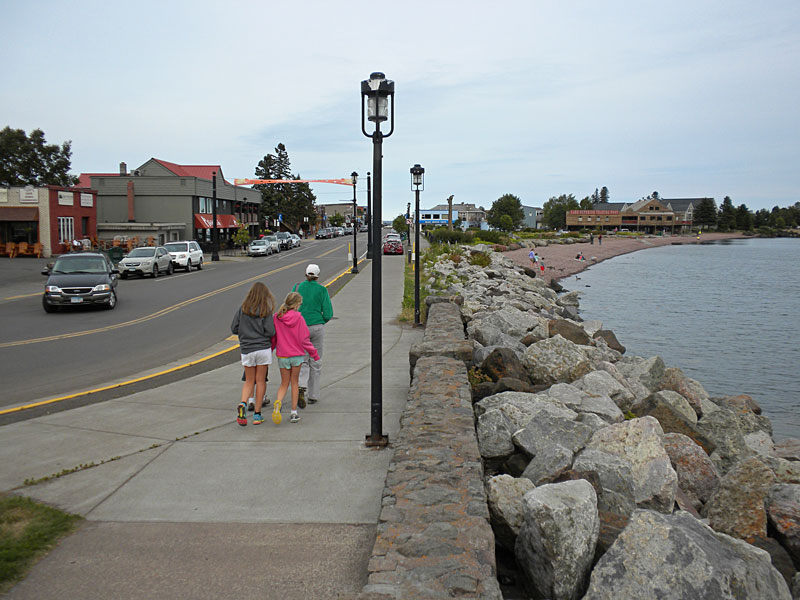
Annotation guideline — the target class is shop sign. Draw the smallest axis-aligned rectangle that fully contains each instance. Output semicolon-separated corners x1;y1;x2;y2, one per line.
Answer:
58;191;74;206
80;193;93;207
20;186;37;203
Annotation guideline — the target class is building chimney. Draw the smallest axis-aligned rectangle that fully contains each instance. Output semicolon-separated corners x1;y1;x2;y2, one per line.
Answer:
120;162;127;175
127;180;135;222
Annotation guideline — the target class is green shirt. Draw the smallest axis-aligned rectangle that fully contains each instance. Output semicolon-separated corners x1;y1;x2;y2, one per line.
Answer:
293;279;333;326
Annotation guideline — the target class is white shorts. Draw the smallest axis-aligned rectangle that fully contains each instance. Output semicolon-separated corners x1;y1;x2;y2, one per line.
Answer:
241;348;273;367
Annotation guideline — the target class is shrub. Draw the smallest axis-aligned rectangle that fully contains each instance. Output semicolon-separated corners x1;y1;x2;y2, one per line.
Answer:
474;230;504;244
469;252;491;267
427;228;474;245
468;367;492;388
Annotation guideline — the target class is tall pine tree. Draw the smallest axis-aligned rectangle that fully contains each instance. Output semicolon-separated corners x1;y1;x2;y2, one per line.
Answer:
253;143;317;232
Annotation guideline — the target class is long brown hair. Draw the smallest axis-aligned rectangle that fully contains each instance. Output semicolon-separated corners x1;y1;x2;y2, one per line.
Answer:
241;282;275;317
276;291;302;318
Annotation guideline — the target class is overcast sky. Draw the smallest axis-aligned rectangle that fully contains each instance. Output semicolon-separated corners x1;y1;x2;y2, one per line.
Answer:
2;0;798;218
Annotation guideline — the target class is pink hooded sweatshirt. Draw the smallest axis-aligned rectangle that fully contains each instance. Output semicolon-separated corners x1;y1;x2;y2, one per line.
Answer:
272;310;320;361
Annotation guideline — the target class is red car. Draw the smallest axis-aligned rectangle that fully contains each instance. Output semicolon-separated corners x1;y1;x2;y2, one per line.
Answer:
382;238;403;255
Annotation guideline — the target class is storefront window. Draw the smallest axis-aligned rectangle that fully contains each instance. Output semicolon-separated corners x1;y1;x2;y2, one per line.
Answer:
58;216;74;243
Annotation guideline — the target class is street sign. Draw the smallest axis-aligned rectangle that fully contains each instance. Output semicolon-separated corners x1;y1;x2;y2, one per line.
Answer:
406;218;413;225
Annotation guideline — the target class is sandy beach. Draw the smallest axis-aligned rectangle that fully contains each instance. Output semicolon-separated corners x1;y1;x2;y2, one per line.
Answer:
505;232;748;283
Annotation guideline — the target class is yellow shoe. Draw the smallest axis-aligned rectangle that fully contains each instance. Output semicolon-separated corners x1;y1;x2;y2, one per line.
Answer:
272;399;282;424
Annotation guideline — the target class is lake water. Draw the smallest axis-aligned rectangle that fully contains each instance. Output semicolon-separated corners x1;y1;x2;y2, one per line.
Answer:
561;238;800;440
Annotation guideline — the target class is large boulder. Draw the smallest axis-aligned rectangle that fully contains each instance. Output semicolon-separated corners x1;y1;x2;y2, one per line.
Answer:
583;510;791;600
480;347;529;383
658;367;710;417
466;321;526;356
486;474;535;552
573;369;636;412
520;444;575;486
710;394;773;436
663;432;720;511
474;305;545;339
695;407;753;475
768;484;800;567
633;390;715;454
592;329;625;354
615;355;666;393
515;480;599;600
705;456;777;542
586;416;677;513
476;409;515;464
545;383;624;424
512;412;594;458
773;438;800;462
548;318;592;346
475;391;577;430
523;335;593;385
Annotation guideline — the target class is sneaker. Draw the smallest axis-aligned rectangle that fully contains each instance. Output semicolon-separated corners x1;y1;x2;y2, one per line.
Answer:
236;402;247;426
308;397;318;405
253;413;264;425
272;398;282;424
247;398;255;412
290;412;301;424
262;393;271;407
298;387;306;409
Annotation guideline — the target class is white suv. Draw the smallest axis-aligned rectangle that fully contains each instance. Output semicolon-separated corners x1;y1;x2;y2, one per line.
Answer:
164;240;204;272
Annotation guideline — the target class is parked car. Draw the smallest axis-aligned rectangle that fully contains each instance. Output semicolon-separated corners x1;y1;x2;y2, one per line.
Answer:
42;252;119;312
247;239;271;257
335;227;345;237
275;231;292;250
384;232;402;243
343;226;354;235
316;228;333;239
263;234;281;253
119;246;173;278
164;240;204;272
289;234;301;248
358;224;369;233
383;236;403;255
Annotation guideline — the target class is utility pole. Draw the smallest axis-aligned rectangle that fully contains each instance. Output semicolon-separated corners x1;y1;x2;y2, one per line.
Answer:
447;194;454;231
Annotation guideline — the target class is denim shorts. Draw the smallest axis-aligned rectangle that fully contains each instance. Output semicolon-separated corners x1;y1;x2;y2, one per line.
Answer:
241;348;273;367
277;355;305;369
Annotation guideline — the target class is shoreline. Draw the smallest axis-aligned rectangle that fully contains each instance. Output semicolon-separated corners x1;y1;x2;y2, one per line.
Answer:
505;232;749;282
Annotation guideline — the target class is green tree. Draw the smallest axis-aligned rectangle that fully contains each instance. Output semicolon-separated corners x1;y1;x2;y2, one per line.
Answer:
543;194;579;229
591;188;600;204
392;214;409;235
718;196;737;231
486;193;524;230
0;127;78;187
499;214;513;232
329;213;344;227
253;143;317;232
232;225;250;248
694;198;718;229
599;186;610;203
754;209;770;228
579;196;593;210
736;204;753;230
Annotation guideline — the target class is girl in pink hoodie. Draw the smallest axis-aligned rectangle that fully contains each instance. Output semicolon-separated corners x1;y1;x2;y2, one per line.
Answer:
272;292;320;424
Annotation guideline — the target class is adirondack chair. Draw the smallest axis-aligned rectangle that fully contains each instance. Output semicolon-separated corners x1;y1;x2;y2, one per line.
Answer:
1;242;17;258
16;242;32;256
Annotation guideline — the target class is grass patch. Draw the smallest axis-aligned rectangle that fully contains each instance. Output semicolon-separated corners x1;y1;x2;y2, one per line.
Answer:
400;256;429;323
0;495;81;593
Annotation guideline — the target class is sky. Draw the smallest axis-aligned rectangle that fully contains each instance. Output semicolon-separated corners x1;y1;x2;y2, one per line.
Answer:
2;0;799;218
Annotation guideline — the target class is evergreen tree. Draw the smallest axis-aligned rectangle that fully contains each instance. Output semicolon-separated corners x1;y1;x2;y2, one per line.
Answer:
591;188;600;204
694;198;718;229
599;186;610;203
754;209;771;228
253;143;316;232
0;127;78;187
736;204;753;230
486;193;524;230
579;196;593;210
718;196;737;231
543;194;579;229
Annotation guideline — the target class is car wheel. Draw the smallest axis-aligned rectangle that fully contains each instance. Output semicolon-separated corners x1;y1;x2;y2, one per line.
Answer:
167;262;173;275
186;260;192;272
105;290;117;310
42;296;57;313
152;265;159;278
197;258;203;270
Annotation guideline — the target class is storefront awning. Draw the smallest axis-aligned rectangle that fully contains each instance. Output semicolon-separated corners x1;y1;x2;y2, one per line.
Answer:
0;207;39;221
194;214;240;228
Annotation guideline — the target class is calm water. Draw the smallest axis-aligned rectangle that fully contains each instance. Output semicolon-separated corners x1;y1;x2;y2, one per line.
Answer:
562;238;800;440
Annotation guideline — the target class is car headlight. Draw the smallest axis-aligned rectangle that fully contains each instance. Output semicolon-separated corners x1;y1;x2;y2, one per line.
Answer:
45;285;62;293
92;284;111;292
178;253;187;258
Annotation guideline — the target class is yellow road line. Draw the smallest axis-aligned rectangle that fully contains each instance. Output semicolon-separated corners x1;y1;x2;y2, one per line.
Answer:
0;250;356;415
2;291;40;301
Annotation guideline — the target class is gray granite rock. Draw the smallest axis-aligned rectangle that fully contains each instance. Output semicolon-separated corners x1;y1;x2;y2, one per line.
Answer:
521;444;575;486
583;510;791;600
695;407;754;475
543;383;624;423
615;355;666;393
523;335;593;385
745;430;775;456
486;474;535;551
586;416;677;513
573;448;636;519
768;484;800;567
476;409;515;462
548;318;591;345
633;390;715;454
659;366;710;417
512;412;594;458
592;329;625;354
663;432;720;510
515;480;599;600
573;369;636;411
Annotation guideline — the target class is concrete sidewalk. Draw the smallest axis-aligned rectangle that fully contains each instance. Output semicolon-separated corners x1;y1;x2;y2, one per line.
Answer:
3;255;421;599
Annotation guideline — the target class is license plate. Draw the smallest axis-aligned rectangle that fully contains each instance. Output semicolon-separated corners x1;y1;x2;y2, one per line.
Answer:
70;297;83;304
128;267;136;271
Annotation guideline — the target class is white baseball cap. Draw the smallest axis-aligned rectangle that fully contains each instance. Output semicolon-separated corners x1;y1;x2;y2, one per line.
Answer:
306;263;320;277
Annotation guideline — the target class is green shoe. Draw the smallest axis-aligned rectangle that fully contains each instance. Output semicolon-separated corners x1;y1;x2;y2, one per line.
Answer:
298;387;306;409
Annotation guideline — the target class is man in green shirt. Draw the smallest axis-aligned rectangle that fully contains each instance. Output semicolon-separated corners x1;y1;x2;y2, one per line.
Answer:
294;263;333;406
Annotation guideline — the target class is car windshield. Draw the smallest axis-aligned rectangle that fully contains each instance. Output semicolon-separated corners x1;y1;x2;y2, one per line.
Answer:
52;257;108;274
385;234;401;240
165;243;188;252
265;236;277;242
127;248;156;258
251;240;265;246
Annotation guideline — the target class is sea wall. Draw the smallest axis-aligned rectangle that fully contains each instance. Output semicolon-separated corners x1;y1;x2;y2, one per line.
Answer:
365;244;800;599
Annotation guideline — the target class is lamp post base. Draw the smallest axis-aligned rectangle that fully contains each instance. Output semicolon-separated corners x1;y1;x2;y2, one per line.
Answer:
211;252;220;262
365;433;389;448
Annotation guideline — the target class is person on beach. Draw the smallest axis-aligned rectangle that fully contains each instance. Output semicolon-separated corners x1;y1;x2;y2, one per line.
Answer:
231;282;276;426
539;261;546;277
272;292;320;424
528;248;538;267
292;264;333;407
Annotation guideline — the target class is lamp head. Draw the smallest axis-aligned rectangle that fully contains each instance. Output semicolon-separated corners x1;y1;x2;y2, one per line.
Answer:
351;171;358;185
410;164;424;190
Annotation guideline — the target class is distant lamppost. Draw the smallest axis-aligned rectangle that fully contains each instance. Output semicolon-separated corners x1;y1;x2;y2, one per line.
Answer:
410;164;424;325
211;171;219;261
303;215;309;238
351;171;359;273
361;71;395;448
366;172;372;259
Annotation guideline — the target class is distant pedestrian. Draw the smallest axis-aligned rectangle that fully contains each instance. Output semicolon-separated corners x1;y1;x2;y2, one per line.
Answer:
590;233;594;245
540;261;546;276
292;264;333;407
272;292;319;424
598;234;602;245
231;282;276;426
528;248;538;267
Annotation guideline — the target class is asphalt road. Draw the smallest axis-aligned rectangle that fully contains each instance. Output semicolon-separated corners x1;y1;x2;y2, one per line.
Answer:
0;234;370;410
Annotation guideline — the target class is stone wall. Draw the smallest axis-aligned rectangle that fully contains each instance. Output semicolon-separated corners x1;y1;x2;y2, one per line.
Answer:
360;303;502;599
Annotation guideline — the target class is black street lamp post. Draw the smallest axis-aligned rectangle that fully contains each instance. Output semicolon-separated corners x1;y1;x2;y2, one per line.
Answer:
211;171;220;261
351;171;359;273
410;164;424;325
361;72;394;448
366;172;372;259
